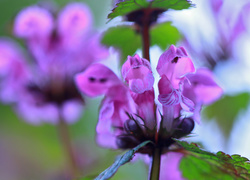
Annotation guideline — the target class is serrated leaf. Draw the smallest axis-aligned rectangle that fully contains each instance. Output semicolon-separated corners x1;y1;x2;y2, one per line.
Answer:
175;140;250;180
109;0;148;20
101;22;181;62
151;0;193;10
109;0;194;21
95;140;151;180
203;93;250;138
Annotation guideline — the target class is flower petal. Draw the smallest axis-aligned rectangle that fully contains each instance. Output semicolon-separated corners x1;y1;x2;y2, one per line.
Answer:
160;152;185;180
61;100;84;124
158;75;181;106
122;54;154;93
184;68;223;105
157;45;195;88
180;95;195;112
57;2;92;45
75;63;121;97
14;6;53;40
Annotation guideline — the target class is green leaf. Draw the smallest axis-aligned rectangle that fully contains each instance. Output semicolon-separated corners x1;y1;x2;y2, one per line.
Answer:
101;26;141;62
203;93;250;138
94;140;151;180
151;22;181;50
151;0;194;10
175;140;250;180
109;0;194;21
101;22;181;62
108;0;148;20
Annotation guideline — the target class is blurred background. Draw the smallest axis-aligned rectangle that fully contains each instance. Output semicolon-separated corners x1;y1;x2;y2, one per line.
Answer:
0;0;250;179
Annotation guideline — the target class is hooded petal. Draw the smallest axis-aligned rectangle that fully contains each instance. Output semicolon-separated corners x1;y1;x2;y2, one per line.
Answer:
122;54;154;93
75;63;121;97
157;45;195;88
14;6;53;40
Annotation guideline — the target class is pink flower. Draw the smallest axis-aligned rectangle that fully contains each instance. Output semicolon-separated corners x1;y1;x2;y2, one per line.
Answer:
75;45;222;179
183;68;223;123
75;45;222;150
160;152;185;180
0;3;108;124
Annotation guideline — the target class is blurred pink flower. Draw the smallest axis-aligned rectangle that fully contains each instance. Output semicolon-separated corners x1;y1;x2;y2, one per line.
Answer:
159;152;185;180
0;3;108;124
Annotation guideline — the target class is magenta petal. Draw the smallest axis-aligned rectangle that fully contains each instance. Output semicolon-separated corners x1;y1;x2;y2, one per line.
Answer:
128;73;154;94
131;90;155;129
180;95;195;112
96;133;118;149
158;90;180;106
75;63;121;97
184;68;223;105
96;85;136;148
158;76;181;106
122;54;154;93
14;6;53;39
160;152;185;180
157;45;195;88
61;100;84;124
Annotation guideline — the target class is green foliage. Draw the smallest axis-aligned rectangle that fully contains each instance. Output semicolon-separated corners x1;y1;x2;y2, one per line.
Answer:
101;22;181;62
95;141;151;180
203;93;250;138
151;22;181;50
109;0;193;20
175;140;250;180
151;0;194;10
101;26;141;62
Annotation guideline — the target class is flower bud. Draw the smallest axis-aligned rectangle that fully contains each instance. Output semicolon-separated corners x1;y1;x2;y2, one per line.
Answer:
173;118;194;138
124;119;144;138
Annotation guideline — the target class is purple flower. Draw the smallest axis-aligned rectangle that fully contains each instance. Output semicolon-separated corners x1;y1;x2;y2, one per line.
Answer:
0;3;108;124
75;45;222;150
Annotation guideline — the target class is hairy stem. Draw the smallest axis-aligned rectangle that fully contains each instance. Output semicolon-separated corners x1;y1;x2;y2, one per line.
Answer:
149;147;161;180
58;118;80;179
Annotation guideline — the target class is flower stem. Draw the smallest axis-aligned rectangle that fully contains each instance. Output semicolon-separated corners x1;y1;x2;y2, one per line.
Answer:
149;147;161;180
141;23;150;61
58;118;80;179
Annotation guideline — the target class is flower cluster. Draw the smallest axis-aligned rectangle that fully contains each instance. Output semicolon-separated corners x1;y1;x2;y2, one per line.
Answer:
0;3;108;124
75;45;223;152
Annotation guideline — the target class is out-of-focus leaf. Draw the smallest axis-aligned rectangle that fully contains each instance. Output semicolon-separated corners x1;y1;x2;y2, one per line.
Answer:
95;140;151;180
203;93;250;138
151;22;181;50
108;0;193;20
101;22;181;62
101;26;141;62
175;140;250;180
